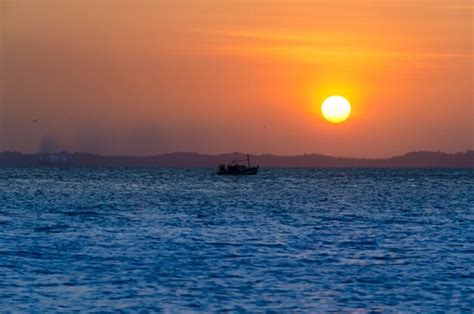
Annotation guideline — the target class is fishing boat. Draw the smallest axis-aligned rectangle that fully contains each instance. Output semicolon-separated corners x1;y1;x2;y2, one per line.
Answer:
217;154;259;175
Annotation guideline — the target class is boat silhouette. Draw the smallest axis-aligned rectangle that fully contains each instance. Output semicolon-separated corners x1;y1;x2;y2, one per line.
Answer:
217;154;259;175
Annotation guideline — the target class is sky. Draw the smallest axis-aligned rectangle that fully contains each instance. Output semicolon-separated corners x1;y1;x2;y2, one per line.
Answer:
1;0;473;157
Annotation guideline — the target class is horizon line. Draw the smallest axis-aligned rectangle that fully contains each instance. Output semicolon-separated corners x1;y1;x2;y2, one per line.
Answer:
1;149;473;160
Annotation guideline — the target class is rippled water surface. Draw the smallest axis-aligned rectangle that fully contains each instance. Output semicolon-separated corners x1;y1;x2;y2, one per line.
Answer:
0;168;473;312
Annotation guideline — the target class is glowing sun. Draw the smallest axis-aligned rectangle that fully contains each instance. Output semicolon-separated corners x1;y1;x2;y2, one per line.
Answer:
321;96;351;123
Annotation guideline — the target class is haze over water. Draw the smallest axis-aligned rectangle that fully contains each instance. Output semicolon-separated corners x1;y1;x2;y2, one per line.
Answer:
1;167;472;312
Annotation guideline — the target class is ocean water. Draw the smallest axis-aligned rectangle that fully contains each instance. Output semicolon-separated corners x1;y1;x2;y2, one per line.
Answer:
0;167;472;312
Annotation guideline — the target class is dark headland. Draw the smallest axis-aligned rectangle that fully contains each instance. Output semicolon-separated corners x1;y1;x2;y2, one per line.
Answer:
0;151;473;168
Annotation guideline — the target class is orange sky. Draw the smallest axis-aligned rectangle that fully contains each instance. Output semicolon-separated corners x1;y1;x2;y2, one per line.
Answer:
1;0;473;157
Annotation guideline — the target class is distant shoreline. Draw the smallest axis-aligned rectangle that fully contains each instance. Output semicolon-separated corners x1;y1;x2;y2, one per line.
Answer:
0;151;473;168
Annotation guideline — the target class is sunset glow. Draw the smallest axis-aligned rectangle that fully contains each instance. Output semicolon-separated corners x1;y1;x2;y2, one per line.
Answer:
1;0;472;157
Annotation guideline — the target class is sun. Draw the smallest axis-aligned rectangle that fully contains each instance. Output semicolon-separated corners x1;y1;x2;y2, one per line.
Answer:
321;96;351;124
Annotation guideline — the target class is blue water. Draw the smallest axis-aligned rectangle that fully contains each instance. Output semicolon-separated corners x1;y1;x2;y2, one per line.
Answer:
0;168;472;312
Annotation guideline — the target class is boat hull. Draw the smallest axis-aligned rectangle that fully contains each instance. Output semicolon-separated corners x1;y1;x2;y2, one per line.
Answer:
217;166;259;175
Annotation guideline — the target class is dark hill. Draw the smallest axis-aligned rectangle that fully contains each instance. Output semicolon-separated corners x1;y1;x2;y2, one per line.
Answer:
0;150;473;168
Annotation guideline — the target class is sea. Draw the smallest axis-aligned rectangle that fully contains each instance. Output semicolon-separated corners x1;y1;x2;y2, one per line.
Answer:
0;167;472;312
